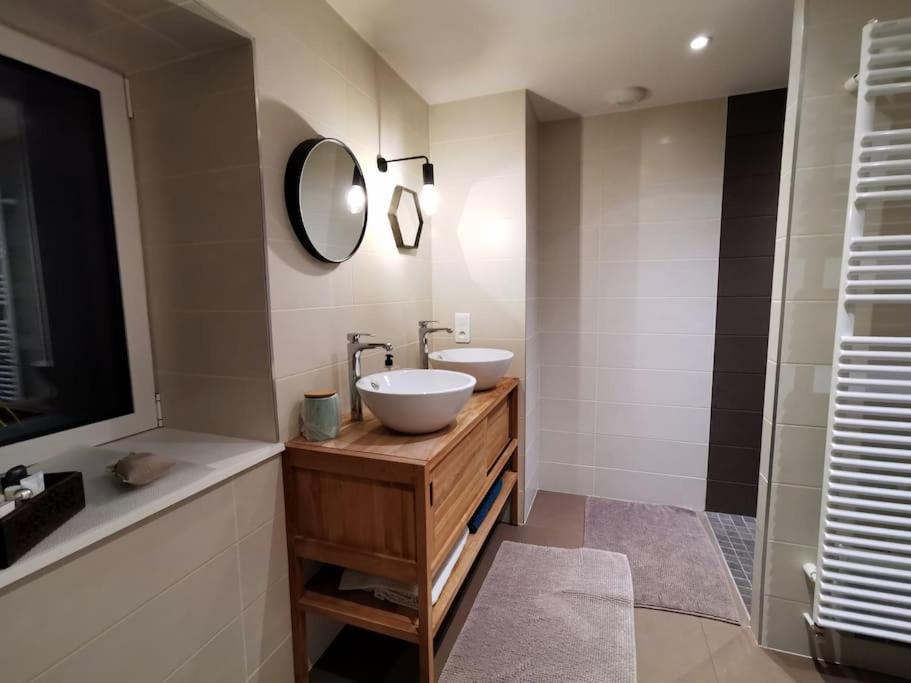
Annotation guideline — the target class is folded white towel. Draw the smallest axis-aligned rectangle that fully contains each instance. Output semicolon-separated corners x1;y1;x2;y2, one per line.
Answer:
340;526;470;609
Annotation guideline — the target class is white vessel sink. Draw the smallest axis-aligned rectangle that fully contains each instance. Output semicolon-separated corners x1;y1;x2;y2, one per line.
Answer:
428;348;514;391
356;369;477;434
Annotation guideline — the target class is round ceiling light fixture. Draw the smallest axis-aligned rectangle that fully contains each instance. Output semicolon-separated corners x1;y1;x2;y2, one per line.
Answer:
689;34;712;51
606;85;650;107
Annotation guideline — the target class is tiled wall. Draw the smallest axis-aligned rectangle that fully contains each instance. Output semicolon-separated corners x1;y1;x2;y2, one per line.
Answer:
131;44;278;442
536;100;726;509
755;0;911;674
705;90;785;514
428;91;533;516
203;0;432;443
0;458;291;682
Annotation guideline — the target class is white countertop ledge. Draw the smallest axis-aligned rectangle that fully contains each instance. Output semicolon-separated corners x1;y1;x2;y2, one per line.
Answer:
0;428;284;592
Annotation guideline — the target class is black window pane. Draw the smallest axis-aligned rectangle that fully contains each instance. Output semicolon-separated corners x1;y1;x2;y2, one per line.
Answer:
0;53;132;447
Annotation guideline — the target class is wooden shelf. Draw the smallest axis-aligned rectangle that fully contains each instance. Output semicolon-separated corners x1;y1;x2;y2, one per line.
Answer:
299;565;420;643
297;468;518;642
431;468;517;634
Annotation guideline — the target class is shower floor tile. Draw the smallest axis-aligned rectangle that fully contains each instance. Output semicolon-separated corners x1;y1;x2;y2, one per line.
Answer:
706;511;755;608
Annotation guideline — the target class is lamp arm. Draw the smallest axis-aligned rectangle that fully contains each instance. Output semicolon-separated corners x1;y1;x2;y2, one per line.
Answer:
381;154;430;165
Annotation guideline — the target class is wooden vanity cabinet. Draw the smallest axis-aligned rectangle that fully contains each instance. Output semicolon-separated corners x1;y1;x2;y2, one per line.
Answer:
282;378;520;683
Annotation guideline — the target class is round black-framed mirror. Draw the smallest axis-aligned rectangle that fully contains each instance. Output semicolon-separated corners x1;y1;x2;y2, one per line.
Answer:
284;137;368;263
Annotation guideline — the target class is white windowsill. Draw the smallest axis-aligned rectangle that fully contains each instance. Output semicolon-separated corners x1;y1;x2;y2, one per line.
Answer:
0;428;284;592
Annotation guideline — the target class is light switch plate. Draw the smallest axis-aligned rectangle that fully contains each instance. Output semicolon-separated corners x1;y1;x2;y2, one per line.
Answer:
454;312;470;343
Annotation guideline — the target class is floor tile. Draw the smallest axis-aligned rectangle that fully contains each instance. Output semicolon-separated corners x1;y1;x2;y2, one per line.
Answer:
310;493;893;683
707;511;756;608
524;489;587;539
701;619;905;683
635;608;718;682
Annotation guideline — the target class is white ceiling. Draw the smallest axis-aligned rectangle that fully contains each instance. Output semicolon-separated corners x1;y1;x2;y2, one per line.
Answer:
327;0;794;120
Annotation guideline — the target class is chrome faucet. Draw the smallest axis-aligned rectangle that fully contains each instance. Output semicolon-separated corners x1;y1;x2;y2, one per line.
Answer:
418;320;453;369
347;332;394;421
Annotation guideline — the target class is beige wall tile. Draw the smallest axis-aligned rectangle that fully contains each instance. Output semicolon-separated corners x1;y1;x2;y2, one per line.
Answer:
145;241;268;313
536;100;723;508
539;462;595;496
794;94;856;170
234;457;284;539
433;298;526;340
790;165;849;236
540;332;598;366
599;220;720;262
775;363;831;427
539;297;599;333
430;90;526;142
129;42;254;111
152;310;272;378
596;435;708;478
165;620;246;683
595;403;710;444
540;364;596;401
595;368;712;408
132;88;259;184
779;301;837;364
540;429;595;466
767;483;821;546
242;578;293;674
247;635;294;683
35;547;241;683
771;423;826;487
761;596;814;657
597;297;717;335
597;333;715;372
0;483;237;682
239;515;290;609
137;165;265;246
763;541;817;603
157;373;276;441
270;307;349;378
593;468;706;509
540;398;596;434
784;234;843;301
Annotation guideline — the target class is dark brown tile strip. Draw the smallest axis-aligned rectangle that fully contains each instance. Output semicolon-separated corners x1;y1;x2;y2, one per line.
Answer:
706;89;786;513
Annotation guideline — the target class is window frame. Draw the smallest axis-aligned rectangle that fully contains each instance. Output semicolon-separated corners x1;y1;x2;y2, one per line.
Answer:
0;24;156;469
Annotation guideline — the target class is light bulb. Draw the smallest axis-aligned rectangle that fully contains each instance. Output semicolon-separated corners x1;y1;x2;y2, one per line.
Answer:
346;184;366;214
689;34;711;51
420;184;439;216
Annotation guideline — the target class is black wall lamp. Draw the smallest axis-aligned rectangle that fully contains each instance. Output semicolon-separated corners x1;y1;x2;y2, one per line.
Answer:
376;154;439;215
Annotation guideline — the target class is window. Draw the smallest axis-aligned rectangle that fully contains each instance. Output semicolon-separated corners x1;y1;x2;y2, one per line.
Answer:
0;26;155;468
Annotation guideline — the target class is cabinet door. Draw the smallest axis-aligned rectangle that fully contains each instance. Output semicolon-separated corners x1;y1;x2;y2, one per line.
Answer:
483;400;510;472
429;422;485;571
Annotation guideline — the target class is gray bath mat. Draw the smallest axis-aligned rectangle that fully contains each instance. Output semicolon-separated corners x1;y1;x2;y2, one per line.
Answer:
440;541;636;683
584;498;741;624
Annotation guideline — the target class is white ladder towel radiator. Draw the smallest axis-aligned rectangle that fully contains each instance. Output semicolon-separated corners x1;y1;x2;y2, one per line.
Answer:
811;16;911;644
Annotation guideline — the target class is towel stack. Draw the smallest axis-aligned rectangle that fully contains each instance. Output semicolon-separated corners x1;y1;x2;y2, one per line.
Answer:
339;526;469;609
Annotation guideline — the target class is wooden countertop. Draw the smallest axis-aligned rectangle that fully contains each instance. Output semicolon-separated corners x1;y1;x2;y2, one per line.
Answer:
285;377;518;466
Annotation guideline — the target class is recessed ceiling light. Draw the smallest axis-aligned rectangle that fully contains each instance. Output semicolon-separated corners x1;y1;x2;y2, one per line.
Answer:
689;34;712;51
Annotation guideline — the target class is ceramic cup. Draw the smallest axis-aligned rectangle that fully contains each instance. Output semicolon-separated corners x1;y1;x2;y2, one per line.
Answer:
301;391;340;442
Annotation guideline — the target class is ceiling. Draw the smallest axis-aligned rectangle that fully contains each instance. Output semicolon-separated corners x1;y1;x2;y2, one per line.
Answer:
327;0;794;120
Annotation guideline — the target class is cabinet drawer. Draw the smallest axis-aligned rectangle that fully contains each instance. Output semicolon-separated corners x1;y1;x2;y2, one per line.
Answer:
483;400;510;471
430;423;485;569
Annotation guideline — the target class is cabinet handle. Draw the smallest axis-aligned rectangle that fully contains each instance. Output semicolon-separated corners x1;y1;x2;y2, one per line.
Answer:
429;482;434;506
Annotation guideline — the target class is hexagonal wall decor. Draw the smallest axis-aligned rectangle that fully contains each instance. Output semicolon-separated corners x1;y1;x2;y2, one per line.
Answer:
387;185;423;249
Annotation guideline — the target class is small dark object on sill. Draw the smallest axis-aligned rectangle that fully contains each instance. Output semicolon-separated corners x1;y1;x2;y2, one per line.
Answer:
0;471;85;569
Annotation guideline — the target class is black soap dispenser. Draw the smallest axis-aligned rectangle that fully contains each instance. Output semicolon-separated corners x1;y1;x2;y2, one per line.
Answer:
384;352;395;370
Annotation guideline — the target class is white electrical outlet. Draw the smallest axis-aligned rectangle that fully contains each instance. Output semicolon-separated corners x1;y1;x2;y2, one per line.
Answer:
454;312;470;343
